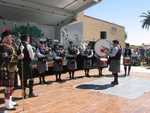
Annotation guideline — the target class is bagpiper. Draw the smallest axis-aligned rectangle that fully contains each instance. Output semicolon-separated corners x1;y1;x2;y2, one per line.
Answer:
18;35;37;98
66;41;78;79
0;30;18;110
109;40;122;85
83;44;93;77
36;40;49;84
53;45;64;81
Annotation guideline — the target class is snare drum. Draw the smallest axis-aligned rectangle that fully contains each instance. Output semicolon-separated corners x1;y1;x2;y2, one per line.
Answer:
100;58;108;67
123;57;131;65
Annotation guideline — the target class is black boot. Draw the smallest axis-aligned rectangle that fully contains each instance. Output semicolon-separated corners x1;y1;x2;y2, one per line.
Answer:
87;70;89;77
85;70;87;76
23;88;27;99
124;67;127;76
39;76;42;84
69;72;72;79
99;68;102;76
56;74;58;81
72;72;74;79
111;74;118;85
59;73;61;81
42;75;47;84
128;66;131;76
28;80;37;97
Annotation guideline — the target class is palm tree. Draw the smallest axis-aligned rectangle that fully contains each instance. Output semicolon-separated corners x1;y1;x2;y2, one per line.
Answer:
141;11;150;29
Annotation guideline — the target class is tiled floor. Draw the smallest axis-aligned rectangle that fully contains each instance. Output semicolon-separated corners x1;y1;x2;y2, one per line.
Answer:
1;66;150;113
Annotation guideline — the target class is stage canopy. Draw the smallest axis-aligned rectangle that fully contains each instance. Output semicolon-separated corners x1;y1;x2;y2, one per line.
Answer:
0;0;102;26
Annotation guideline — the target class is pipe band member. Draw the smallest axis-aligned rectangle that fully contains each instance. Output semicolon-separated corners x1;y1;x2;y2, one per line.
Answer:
109;40;121;85
66;41;77;79
83;44;93;77
53;45;64;81
18;35;37;98
123;43;132;76
36;41;48;84
0;30;18;110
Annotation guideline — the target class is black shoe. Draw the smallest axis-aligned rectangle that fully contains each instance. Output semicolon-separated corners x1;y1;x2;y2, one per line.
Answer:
39;81;42;84
5;107;16;110
23;94;26;99
111;81;118;85
59;78;62;81
28;93;38;98
43;81;48;84
23;91;27;99
86;74;90;77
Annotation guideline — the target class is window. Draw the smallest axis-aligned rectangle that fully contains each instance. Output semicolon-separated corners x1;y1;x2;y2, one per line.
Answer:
100;31;107;39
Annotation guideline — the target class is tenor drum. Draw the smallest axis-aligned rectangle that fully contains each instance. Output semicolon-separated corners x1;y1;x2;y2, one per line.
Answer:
100;58;108;67
123;57;131;65
94;39;112;68
94;39;112;57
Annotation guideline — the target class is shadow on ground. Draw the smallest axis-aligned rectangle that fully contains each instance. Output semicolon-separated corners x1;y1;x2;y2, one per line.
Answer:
76;83;114;90
104;74;126;78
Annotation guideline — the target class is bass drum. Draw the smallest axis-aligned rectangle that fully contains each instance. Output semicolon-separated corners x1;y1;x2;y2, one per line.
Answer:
94;39;112;57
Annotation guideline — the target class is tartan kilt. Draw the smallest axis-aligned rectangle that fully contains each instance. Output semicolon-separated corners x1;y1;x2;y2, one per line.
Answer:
67;59;77;71
37;61;48;74
0;66;14;87
109;59;120;73
23;62;33;79
83;58;92;69
53;61;63;73
92;57;100;68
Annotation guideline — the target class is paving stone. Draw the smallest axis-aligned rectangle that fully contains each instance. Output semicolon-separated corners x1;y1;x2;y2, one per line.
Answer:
0;66;150;113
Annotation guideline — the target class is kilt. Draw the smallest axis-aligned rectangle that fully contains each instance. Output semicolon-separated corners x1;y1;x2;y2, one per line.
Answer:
37;61;48;74
109;59;120;73
0;79;14;87
83;58;92;69
93;56;100;68
0;66;15;87
18;62;33;80
53;61;63;73
67;59;77;71
23;62;33;79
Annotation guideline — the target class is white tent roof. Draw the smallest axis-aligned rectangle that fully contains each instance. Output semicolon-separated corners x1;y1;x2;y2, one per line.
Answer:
0;0;102;26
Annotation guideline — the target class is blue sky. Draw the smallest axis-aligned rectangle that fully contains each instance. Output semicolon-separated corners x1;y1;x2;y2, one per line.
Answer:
85;0;150;45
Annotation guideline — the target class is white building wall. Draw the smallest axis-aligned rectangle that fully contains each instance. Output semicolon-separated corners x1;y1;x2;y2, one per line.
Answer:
60;21;83;48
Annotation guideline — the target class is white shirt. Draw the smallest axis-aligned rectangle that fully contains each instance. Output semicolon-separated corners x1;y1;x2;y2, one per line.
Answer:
36;48;45;58
26;44;35;60
109;46;120;57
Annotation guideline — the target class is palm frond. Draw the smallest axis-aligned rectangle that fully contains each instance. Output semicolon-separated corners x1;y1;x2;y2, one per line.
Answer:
141;10;150;30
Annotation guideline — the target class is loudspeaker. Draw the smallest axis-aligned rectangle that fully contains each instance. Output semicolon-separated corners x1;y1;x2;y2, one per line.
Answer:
100;31;107;39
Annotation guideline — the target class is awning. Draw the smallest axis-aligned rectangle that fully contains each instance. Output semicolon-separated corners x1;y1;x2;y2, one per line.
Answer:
0;0;102;26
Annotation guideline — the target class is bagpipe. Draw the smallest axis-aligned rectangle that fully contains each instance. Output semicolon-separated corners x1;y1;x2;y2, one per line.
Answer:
66;46;78;59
